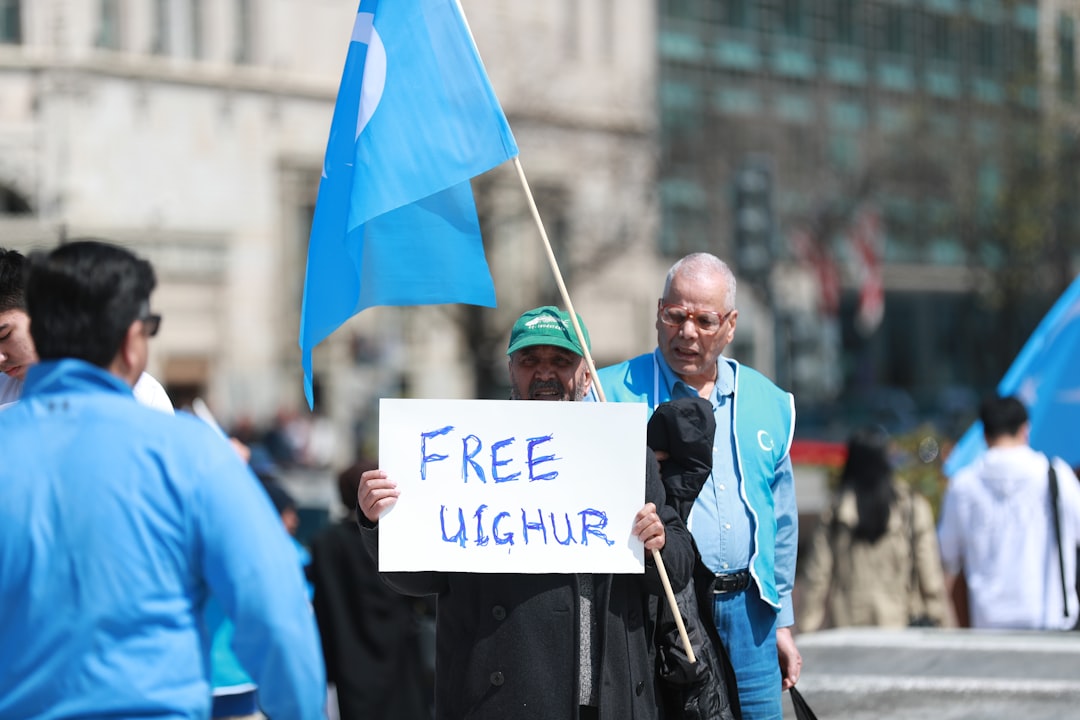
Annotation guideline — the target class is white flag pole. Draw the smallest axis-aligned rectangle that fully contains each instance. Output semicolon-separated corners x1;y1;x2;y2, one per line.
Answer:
511;156;697;664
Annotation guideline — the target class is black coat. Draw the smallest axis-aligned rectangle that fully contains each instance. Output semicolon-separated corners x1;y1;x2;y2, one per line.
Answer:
309;519;434;720
647;397;741;720
361;448;694;720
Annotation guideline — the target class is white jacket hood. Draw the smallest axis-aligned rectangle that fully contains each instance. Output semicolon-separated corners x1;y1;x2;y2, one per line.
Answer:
976;445;1048;499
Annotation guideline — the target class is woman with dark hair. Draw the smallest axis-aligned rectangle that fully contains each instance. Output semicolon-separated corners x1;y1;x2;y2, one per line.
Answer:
796;427;949;631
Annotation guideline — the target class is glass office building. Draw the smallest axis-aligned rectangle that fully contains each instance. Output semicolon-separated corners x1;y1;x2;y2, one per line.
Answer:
659;0;1080;436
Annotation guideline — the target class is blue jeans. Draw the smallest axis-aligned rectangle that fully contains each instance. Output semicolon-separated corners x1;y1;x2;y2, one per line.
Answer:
712;587;781;720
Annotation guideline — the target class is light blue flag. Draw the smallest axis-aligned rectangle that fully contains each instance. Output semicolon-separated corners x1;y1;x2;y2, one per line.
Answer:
299;0;519;407
944;273;1080;475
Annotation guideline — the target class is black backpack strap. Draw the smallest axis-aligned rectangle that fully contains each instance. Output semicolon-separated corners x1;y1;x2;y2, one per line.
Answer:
1048;459;1069;620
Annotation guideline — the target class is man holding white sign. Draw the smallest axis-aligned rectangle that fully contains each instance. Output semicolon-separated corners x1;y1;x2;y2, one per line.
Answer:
358;306;695;720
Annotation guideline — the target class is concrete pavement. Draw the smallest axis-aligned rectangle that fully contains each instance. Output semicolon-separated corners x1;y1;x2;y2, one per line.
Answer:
784;627;1080;719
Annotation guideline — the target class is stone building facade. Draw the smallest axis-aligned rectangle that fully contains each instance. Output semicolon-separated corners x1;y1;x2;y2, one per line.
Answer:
0;1;676;462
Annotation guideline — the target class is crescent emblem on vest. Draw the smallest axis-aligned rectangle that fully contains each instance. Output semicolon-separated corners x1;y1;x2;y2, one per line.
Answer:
757;430;774;452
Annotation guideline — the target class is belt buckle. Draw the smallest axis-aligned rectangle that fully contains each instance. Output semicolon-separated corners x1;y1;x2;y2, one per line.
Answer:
714;570;748;595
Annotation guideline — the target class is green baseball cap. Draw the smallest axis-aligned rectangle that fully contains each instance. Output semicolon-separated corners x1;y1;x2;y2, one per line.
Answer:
506;306;592;357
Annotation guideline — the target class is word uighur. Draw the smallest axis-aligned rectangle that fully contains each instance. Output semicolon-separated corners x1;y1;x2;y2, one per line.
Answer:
417;424;615;551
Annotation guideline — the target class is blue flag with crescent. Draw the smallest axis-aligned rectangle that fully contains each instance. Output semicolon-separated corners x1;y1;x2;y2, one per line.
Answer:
944;273;1080;475
299;0;518;407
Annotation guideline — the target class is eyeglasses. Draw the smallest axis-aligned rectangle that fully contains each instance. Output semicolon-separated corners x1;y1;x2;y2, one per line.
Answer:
658;303;733;335
140;313;162;337
136;301;162;337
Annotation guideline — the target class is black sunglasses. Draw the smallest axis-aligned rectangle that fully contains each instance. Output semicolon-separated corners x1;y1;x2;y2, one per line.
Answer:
135;299;162;337
139;312;162;337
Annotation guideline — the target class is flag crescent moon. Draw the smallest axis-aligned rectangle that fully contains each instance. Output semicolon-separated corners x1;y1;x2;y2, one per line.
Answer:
351;12;386;140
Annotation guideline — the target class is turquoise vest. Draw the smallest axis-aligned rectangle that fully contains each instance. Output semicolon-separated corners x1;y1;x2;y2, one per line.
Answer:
598;351;794;608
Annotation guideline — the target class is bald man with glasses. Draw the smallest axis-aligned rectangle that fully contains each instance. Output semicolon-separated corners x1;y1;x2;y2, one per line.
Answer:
599;252;802;720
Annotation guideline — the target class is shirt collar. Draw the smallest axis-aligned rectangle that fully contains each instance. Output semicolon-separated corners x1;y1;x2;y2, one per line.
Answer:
655;348;735;401
714;356;735;397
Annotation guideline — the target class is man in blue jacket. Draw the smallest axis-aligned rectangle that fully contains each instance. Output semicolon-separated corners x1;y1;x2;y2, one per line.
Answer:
0;240;325;719
598;253;802;720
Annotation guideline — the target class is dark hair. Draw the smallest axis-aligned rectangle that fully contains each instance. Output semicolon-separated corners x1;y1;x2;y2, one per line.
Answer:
979;394;1028;441
264;480;297;516
337;458;378;511
841;426;896;543
0;247;27;313
26;240;156;368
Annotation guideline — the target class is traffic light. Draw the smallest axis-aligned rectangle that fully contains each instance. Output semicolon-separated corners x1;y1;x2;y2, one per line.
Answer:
732;158;774;284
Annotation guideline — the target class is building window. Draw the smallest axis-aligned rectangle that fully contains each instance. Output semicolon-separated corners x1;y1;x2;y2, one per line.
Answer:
191;0;204;59
1059;15;1076;102
235;0;253;64
829;99;865;130
928;14;956;62
667;0;701;22
562;0;579;59
151;0;169;55
660;205;709;259
881;6;909;55
974;22;1000;73
599;0;615;62
1016;28;1037;77
977;161;1001;209
723;0;753;30
828;132;858;170
532;184;571;299
0;0;21;44
877;105;909;134
96;0;122;49
973;119;998;146
834;0;856;46
775;93;813;123
715;87;762;116
780;0;806;38
281;165;321;343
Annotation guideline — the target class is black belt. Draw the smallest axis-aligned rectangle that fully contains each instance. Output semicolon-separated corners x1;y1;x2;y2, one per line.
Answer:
713;569;751;594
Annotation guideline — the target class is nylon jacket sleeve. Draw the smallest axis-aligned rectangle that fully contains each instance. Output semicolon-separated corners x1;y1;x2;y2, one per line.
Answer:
642;447;694;595
194;438;326;720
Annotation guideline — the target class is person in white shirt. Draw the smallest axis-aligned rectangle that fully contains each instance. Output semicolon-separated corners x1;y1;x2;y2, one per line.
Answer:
938;394;1080;629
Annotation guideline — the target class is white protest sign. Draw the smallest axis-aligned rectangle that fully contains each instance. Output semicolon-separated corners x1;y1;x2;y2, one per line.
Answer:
377;398;648;573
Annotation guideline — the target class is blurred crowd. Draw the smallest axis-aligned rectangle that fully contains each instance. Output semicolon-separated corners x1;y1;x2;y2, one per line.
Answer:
228;408;341;475
793;395;1080;634
5;239;1077;720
